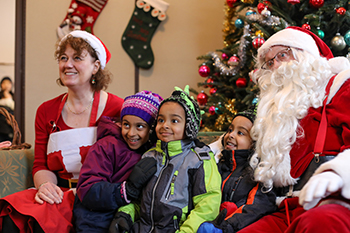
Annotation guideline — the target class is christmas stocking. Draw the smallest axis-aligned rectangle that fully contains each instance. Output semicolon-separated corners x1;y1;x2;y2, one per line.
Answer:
57;0;108;39
122;0;169;69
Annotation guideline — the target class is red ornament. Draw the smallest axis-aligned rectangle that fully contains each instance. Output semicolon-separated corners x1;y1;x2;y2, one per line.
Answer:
226;0;238;8
257;3;266;14
309;0;324;9
302;23;311;30
221;53;229;60
205;78;215;88
236;77;247;88
228;55;240;66
197;91;208;105
257;1;271;14
252;37;265;49
336;7;346;16
209;106;216;115
287;0;300;4
209;87;217;95
198;65;211;78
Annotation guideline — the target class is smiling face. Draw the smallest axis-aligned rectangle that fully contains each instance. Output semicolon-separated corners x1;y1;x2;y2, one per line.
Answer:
156;101;186;143
223;116;253;150
263;45;295;70
122;115;151;150
58;44;100;89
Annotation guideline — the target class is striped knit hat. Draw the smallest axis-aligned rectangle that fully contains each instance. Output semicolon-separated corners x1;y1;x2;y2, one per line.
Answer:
159;85;201;139
121;91;163;127
233;103;258;124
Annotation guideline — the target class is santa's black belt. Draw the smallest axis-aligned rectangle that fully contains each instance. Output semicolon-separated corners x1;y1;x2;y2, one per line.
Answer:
276;155;335;197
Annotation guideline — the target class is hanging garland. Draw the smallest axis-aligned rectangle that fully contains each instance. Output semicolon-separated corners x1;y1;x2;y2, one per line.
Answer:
208;9;288;76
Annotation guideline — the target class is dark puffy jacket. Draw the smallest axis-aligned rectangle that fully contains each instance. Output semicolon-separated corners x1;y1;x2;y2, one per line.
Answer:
73;116;148;233
218;149;277;232
119;139;222;233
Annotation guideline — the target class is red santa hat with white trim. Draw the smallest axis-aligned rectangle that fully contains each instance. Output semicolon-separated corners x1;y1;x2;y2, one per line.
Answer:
258;26;334;61
58;30;111;69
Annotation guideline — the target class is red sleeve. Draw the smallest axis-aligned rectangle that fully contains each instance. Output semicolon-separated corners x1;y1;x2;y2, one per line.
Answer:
32;95;64;176
327;78;350;152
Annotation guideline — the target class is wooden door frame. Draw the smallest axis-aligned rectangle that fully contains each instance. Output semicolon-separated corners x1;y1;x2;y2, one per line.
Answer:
14;0;26;142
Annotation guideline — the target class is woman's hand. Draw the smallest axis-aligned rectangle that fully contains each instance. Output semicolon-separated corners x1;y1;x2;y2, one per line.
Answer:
35;181;64;205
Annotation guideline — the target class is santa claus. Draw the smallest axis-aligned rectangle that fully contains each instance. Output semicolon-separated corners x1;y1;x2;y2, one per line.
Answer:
240;26;350;232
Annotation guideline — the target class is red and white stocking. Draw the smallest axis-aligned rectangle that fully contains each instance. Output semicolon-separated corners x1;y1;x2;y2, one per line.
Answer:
57;0;108;39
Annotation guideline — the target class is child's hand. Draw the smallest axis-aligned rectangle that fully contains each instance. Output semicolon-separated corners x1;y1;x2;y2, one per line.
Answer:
125;157;157;200
109;212;133;233
197;209;234;233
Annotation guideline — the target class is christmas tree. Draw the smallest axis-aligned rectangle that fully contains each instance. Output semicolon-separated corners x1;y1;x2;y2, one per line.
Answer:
193;0;350;132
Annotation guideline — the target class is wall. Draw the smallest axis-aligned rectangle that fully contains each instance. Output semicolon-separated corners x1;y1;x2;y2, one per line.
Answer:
0;1;15;84
25;0;224;145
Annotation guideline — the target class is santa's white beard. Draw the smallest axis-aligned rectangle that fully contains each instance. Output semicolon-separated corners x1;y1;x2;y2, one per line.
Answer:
250;51;331;188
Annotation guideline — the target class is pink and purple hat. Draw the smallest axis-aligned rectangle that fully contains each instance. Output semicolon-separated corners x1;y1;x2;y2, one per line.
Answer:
121;91;163;126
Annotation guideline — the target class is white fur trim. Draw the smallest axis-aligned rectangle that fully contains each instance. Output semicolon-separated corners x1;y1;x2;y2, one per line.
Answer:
328;57;350;75
60;30;107;69
209;135;224;163
314;149;350;199
258;28;320;59
327;67;350;104
318;198;350;210
144;0;169;13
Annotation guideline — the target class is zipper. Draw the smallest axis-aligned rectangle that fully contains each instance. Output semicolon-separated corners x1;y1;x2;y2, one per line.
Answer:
229;176;243;201
149;150;169;233
173;215;179;230
165;170;178;200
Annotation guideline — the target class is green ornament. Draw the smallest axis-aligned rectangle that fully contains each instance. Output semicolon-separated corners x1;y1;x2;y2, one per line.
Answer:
344;30;350;46
317;29;324;39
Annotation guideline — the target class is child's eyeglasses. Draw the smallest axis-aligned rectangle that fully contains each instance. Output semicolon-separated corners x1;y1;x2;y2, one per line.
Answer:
261;47;292;70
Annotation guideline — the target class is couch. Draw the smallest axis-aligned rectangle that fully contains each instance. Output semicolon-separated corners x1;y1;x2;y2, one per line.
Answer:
0;148;34;198
0;131;223;198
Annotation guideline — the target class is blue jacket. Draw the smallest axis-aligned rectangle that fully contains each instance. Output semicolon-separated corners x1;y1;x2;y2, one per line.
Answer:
73;116;149;233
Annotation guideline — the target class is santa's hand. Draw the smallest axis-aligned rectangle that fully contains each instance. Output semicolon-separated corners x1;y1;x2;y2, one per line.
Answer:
299;171;343;210
35;181;64;205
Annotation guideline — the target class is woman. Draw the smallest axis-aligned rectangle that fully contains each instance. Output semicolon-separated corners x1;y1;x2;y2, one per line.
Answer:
0;76;15;111
0;30;123;233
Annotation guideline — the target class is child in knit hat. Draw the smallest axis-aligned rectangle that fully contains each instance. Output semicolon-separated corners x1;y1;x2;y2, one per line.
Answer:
197;104;277;233
210;104;258;163
110;85;221;233
73;91;163;233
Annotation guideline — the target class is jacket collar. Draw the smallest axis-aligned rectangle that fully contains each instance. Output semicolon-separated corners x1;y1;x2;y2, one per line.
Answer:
157;139;194;158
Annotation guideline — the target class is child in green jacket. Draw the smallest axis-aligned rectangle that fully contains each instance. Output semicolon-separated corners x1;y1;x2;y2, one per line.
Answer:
110;86;221;233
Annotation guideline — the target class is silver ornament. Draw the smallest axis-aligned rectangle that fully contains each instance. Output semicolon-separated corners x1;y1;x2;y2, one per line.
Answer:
331;33;346;51
261;8;271;18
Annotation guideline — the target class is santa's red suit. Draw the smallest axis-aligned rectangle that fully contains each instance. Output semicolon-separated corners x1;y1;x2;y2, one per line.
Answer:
239;27;350;233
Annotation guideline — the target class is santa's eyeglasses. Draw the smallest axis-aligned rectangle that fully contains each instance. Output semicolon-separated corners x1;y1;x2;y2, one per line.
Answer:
261;47;292;70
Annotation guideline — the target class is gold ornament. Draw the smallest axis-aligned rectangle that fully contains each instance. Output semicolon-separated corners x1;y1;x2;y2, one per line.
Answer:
255;30;264;38
225;99;237;114
227;115;233;124
241;0;254;4
215;114;226;131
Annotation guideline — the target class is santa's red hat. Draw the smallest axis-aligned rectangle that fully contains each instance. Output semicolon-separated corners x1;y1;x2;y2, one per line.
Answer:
59;30;111;69
258;26;333;60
